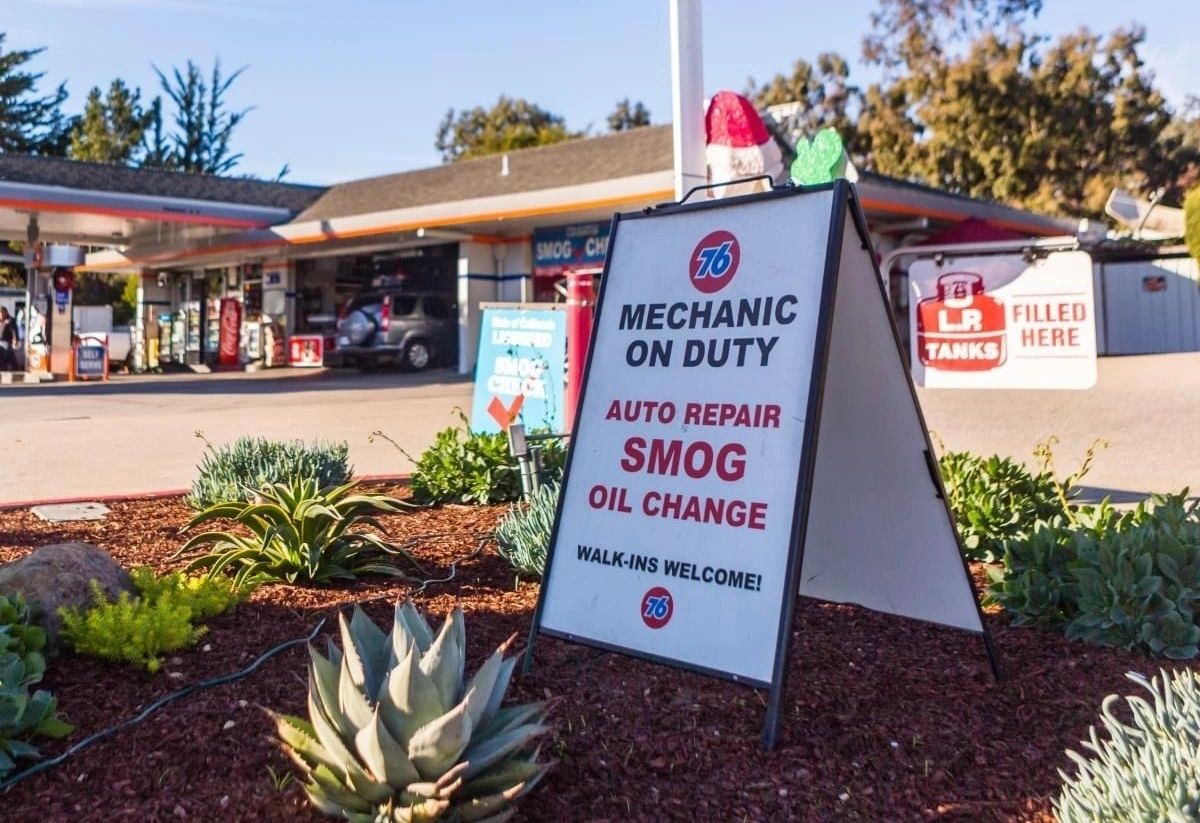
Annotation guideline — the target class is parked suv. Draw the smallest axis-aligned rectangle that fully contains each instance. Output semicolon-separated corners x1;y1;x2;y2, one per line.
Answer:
335;291;456;371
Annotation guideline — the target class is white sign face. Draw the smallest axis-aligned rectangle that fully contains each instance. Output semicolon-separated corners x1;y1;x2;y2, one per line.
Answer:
908;251;1097;389
537;191;835;685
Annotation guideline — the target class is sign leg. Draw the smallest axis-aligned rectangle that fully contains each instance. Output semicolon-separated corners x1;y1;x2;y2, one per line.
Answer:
762;682;786;751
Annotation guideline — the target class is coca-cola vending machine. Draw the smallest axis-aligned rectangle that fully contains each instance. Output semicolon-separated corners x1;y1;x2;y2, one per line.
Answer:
218;298;241;367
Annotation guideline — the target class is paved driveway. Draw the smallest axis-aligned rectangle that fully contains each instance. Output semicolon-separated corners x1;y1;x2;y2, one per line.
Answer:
918;352;1199;501
1;369;473;504
1;353;1195;505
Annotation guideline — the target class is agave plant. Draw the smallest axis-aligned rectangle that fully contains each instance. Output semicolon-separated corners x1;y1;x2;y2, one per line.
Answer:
271;603;552;822
175;479;422;588
0;654;73;778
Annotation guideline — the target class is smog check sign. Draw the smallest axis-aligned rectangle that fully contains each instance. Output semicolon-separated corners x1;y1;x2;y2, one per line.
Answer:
532;192;833;686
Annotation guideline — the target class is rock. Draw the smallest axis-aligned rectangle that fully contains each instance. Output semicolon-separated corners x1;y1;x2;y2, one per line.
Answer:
0;542;133;645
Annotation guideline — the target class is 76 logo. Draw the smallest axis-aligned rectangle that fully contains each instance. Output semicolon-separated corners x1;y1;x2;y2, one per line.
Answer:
688;230;740;294
640;586;674;629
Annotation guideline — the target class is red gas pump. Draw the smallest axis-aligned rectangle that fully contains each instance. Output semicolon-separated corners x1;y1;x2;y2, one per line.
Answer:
564;271;595;431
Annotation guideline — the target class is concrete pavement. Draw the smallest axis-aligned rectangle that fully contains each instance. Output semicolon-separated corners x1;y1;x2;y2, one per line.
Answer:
0;353;1195;505
1;368;473;503
918;352;1199;501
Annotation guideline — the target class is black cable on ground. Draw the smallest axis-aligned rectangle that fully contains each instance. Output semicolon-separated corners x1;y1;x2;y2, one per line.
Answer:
0;617;327;793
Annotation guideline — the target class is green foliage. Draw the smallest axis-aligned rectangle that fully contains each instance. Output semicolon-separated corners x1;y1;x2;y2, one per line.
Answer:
435;95;580;162
752;2;1199;217
607;98;651;132
151;59;250;175
0;593;47;684
396;417;566;506
0;654;72;779
271;603;551;821
938;437;1091;562
1056;669;1200;821
68;79;153;165
177;479;421;588
59;569;243;673
988;493;1200;659
189;435;352;510
0;32;71;155
1185;186;1200;265
0;593;71;776
495;481;559;577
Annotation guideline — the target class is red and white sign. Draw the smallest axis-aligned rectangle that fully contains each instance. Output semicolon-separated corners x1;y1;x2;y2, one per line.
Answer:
288;334;325;368
218;298;241;367
909;251;1097;389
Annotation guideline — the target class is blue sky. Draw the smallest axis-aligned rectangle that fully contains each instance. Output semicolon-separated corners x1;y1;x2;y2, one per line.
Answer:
6;0;1197;185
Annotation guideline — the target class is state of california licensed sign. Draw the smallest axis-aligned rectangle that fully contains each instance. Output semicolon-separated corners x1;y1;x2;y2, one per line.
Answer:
527;182;996;748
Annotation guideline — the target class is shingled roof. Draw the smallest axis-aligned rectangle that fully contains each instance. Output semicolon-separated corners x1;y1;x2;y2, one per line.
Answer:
0;154;325;213
292;124;674;223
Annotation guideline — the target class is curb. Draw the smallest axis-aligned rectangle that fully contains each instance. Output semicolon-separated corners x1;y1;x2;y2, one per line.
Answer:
0;473;411;512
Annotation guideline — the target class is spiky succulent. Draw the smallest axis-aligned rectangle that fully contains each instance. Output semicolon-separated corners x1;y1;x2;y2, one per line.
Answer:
1056;668;1200;821
272;603;552;822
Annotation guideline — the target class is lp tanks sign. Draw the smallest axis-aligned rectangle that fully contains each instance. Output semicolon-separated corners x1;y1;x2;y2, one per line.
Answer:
470;305;566;433
909;251;1097;389
528;183;993;747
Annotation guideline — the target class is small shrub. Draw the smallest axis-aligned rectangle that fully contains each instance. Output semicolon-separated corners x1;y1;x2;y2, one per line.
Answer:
379;410;566;505
270;603;552;821
59;569;244;673
189;435;352;509
176;478;422;588
1056;668;1200;821
989;492;1200;658
495;481;559;577
0;655;72;779
0;595;71;777
938;436;1098;562
0;593;48;684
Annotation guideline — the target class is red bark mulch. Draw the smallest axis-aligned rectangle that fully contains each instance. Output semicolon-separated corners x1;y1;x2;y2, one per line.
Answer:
0;489;1179;821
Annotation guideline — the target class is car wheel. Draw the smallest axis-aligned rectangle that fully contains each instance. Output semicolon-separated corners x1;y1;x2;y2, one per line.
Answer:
403;339;432;371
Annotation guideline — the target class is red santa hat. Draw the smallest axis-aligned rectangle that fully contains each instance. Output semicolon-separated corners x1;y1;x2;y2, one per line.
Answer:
704;91;782;198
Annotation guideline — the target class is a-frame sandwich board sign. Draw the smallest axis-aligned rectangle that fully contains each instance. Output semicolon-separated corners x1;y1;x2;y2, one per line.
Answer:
524;180;999;749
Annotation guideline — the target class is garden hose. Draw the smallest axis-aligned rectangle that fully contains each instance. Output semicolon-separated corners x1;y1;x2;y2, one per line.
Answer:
0;617;327;793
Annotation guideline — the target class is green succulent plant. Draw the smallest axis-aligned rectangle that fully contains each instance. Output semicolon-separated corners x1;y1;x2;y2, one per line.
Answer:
271;603;552;822
0;654;72;778
189;435;352;510
1056;668;1200;821
176;479;422;588
494;481;559;577
0;593;47;685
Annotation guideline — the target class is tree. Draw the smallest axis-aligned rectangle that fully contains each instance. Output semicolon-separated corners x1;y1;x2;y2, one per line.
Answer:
748;53;863;159
607;99;651;132
151;59;251;174
68;79;153;165
1185;187;1200;265
435;96;579;162
0;33;71;155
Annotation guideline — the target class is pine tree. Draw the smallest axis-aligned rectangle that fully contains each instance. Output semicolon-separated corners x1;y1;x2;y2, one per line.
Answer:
0;33;71;155
607;99;651;132
152;59;251;174
68;79;152;165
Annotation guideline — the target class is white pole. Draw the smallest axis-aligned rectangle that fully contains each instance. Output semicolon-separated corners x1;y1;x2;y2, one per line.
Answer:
669;0;706;201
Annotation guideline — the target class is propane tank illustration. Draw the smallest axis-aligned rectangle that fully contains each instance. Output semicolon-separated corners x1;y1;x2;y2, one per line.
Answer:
916;272;1006;371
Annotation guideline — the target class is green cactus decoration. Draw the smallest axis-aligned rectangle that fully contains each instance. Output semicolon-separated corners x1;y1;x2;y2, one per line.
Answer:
790;128;847;185
1056;669;1200;821
271;603;552;822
